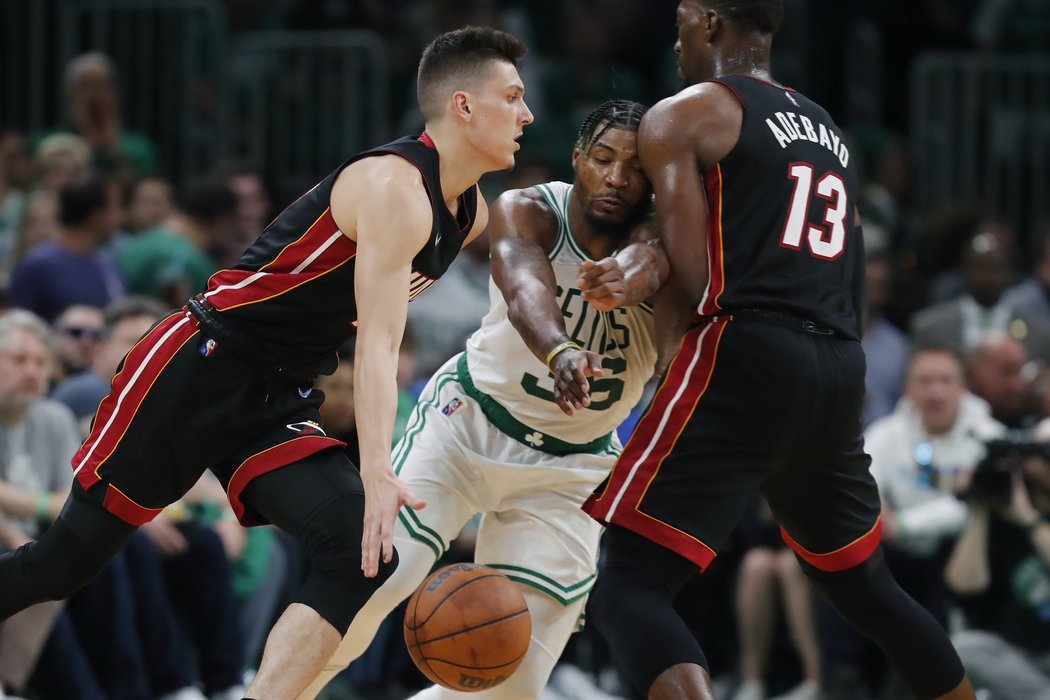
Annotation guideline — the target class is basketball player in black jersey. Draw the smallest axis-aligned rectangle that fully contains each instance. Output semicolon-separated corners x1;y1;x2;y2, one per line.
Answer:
583;3;976;699
0;27;533;699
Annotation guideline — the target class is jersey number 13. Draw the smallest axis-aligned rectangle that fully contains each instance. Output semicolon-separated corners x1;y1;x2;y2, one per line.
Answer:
778;162;848;261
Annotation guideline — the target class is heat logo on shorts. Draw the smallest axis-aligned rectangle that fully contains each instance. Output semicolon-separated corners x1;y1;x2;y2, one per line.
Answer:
199;338;218;357
441;398;463;416
286;420;326;436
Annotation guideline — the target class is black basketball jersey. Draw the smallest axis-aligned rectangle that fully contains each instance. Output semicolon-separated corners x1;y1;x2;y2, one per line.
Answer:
201;133;478;373
700;75;862;340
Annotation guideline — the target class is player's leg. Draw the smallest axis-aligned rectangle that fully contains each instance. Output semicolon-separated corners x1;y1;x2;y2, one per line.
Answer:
767;336;974;700
0;487;137;618
238;449;399;699
296;527;439;699
585;319;784;699
297;361;482;698
589;525;713;700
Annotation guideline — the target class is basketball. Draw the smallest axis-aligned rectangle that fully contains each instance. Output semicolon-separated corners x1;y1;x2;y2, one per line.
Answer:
404;563;532;692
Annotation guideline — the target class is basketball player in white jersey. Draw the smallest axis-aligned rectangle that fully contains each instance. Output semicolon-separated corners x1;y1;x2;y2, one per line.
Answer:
301;100;668;699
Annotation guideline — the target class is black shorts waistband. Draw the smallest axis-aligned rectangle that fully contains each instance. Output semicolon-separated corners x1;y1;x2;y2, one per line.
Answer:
713;308;837;336
186;295;318;386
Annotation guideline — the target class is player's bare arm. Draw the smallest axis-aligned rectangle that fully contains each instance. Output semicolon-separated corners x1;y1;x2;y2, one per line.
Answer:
578;217;669;312
332;156;430;578
639;84;740;364
489;187;604;416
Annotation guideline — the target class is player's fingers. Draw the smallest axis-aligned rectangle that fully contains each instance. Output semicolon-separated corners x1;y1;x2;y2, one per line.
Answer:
588;354;605;377
402;487;427;510
381;515;394;564
571;368;591;407
361;517;378;577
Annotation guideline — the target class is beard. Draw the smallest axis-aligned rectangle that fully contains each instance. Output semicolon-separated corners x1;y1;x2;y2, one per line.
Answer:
583;201;649;238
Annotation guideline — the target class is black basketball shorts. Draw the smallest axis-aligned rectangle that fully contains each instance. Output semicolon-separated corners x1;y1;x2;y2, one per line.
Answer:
71;308;349;526
585;313;882;572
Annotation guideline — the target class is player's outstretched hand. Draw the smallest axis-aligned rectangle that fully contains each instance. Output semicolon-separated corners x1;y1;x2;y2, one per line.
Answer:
550;348;604;416
361;470;426;577
578;258;626;312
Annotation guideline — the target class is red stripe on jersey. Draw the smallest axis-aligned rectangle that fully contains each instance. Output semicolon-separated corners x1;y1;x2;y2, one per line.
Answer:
73;312;199;489
102;484;164;526
700;165;725;315
204;210;357;311
584;319;727;523
226;436;346;526
259;208;342;273
780;517;882;572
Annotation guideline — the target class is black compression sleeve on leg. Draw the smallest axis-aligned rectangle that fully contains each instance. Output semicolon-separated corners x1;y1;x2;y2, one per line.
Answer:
589;525;706;696
800;549;965;699
0;492;136;618
240;453;397;635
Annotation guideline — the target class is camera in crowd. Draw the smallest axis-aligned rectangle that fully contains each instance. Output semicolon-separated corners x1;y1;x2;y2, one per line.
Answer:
965;431;1050;506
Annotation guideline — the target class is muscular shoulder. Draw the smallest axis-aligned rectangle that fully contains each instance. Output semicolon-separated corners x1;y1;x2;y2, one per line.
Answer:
642;82;742;167
332;154;431;242
489;186;559;249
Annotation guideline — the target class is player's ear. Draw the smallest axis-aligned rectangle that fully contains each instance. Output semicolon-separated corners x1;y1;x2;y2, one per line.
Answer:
571;145;583;172
451;90;472;122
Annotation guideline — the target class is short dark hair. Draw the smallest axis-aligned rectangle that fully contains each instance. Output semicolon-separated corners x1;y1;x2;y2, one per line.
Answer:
416;26;527;121
100;296;166;341
181;179;237;224
59;176;109;227
575;100;649;153
707;0;784;35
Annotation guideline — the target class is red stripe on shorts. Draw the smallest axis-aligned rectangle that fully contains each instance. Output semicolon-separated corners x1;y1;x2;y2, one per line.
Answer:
226;436;346;526
72;311;199;491
780;517;883;572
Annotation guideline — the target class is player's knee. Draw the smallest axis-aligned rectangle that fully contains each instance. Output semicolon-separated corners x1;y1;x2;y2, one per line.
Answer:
296;495;399;632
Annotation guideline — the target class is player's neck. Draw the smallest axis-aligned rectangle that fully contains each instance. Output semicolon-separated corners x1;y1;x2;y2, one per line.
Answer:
714;40;774;84
424;126;485;206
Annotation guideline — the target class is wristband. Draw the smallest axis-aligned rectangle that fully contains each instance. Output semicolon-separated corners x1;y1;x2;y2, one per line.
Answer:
36;492;50;522
545;341;582;370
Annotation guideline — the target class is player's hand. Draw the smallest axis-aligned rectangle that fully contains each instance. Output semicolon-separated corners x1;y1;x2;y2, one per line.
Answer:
549;348;604;416
578;258;626;312
361;470;425;577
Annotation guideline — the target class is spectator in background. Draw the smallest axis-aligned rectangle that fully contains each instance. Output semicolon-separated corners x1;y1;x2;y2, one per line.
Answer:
52;304;104;384
215;163;271;265
50;52;159;184
911;229;1050;364
867;345;1003;599
116;179;235;307
0;188;59;288
0;308;108;700
1002;222;1050;324
944;415;1050;700
0;132;27;250
52;296;165;438
862;249;910;427
34;133;91;192
966;331;1034;429
124;174;176;235
8;176;125;322
0;130;34;196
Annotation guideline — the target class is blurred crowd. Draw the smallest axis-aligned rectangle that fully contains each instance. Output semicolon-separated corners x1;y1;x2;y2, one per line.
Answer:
1;1;1050;699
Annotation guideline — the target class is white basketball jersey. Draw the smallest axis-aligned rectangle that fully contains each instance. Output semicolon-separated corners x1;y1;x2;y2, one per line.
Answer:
465;181;657;445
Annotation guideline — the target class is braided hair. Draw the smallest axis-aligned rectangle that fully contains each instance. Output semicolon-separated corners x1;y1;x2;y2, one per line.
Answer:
575;100;648;155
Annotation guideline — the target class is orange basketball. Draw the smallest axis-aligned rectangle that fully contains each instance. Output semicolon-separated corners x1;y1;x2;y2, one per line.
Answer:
404;563;532;692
